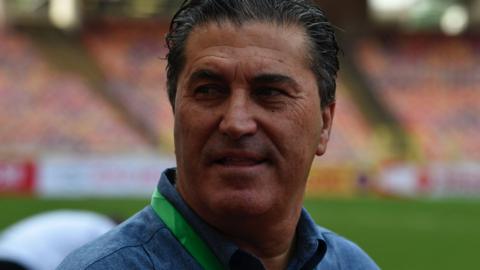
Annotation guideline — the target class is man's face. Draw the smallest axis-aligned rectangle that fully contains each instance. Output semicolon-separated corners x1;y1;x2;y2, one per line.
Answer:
173;21;334;221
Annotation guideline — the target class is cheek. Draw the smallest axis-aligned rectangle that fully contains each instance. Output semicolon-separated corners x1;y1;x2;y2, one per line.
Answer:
175;110;195;146
174;104;198;155
284;100;323;146
265;112;318;170
280;105;322;174
174;103;218;154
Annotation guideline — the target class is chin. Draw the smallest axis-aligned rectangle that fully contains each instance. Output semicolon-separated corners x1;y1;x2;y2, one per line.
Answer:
208;190;274;218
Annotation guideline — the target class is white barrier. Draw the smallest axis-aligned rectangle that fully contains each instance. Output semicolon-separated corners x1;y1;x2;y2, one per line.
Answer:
377;161;480;197
430;162;480;197
37;155;175;197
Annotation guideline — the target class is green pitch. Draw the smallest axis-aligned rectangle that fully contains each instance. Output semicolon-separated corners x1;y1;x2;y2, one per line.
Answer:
1;196;479;270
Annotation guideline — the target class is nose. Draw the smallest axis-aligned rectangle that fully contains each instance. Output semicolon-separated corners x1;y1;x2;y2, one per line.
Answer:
218;91;258;139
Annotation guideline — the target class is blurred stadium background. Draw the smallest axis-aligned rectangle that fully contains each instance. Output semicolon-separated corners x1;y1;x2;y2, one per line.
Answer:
0;0;479;269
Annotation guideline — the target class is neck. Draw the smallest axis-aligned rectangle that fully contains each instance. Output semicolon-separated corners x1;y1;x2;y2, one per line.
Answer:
215;207;302;270
233;232;297;270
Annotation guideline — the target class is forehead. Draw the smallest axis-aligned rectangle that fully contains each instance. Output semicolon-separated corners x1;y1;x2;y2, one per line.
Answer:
182;21;311;76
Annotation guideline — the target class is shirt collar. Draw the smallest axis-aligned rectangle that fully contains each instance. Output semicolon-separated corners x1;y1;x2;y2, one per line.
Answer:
157;168;326;270
289;209;327;269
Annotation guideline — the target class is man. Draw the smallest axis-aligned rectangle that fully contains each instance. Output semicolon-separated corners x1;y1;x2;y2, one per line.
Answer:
58;0;380;269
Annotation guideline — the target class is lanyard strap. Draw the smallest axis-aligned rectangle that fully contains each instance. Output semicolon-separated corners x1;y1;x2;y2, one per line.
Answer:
150;189;224;270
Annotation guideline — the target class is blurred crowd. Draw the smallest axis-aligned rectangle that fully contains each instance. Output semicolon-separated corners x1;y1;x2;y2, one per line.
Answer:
0;29;150;156
357;34;480;161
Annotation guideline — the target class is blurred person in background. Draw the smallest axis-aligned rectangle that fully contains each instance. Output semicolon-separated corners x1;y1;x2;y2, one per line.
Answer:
58;0;379;269
0;210;116;270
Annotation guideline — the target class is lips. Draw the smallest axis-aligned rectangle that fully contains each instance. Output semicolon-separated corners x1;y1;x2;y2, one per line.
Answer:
212;151;267;167
217;157;264;166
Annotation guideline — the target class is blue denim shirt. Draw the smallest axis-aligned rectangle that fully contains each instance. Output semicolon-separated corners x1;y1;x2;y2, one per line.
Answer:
58;168;380;270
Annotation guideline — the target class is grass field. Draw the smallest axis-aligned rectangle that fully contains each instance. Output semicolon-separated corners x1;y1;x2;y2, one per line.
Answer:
1;196;479;270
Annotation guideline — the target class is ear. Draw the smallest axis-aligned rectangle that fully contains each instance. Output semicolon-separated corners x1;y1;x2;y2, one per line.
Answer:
315;102;335;156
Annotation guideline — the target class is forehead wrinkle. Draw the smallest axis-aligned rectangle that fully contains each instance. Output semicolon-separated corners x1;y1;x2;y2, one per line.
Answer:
189;45;295;65
189;21;310;63
187;46;301;80
186;52;291;82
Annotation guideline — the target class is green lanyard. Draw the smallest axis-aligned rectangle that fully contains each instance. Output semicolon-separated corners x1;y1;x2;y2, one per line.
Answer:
150;189;224;270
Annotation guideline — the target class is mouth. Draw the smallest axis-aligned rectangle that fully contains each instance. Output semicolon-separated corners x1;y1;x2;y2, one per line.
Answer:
216;157;265;167
212;151;267;167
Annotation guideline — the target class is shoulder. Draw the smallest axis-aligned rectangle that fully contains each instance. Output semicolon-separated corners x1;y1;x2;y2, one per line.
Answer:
57;206;166;270
315;226;380;270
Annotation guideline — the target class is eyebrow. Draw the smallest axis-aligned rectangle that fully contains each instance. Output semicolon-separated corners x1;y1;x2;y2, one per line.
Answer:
251;74;299;88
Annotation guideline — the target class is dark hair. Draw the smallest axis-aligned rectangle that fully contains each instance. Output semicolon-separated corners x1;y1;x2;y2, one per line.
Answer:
165;0;339;108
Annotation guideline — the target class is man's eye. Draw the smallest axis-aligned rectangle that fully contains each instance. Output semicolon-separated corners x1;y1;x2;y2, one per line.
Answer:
254;87;285;97
194;85;227;98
